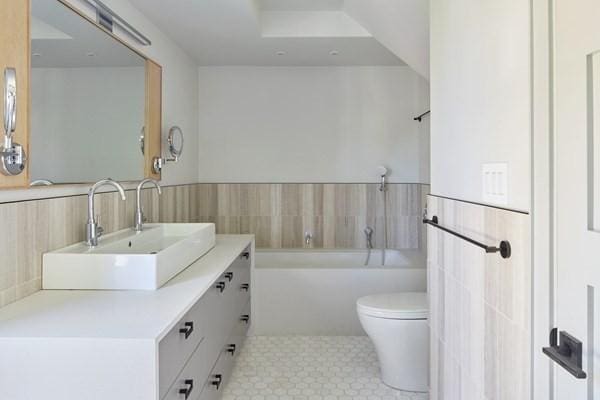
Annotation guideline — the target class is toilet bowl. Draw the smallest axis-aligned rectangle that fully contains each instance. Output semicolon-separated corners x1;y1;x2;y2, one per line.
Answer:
357;292;429;392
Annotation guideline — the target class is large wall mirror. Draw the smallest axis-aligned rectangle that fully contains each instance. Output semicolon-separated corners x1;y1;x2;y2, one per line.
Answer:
28;0;161;185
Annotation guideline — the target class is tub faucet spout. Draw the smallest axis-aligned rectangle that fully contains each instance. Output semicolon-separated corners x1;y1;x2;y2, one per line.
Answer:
305;232;313;246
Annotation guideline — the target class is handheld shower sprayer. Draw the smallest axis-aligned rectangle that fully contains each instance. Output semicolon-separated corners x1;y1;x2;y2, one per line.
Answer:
364;227;374;249
376;166;389;266
377;166;388;192
364;226;374;266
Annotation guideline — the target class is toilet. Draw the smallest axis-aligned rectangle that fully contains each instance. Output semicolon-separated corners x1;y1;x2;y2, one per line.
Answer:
357;292;429;392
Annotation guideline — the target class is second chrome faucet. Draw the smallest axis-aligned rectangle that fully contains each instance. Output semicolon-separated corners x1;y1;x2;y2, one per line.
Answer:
134;178;162;232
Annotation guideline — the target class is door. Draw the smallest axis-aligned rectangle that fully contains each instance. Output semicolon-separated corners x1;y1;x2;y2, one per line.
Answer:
551;0;600;397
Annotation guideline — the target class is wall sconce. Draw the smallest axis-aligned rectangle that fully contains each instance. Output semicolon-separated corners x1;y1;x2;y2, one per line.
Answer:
0;68;26;176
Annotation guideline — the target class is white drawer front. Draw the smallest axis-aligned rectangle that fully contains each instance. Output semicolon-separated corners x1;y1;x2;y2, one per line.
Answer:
162;339;210;400
159;295;209;398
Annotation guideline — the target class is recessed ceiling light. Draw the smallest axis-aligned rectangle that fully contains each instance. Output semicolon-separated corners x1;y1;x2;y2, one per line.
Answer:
276;50;286;56
329;50;339;56
86;52;96;57
32;53;42;57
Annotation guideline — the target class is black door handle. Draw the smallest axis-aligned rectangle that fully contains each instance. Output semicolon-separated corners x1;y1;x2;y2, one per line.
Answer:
215;281;226;293
179;321;194;339
224;272;234;282
240;283;249;292
542;328;587;379
240;314;250;324
242;252;250;260
179;379;194;399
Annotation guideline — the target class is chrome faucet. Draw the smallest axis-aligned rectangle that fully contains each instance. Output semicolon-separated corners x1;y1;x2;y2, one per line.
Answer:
86;179;126;247
134;178;162;232
305;232;313;246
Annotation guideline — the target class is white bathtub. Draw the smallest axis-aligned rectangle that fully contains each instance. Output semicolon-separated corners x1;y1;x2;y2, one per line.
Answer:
251;249;427;336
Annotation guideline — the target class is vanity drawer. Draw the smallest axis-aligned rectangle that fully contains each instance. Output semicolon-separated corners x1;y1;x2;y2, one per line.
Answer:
159;296;208;398
162;340;210;400
200;344;236;400
202;272;239;366
226;300;251;358
229;251;251;314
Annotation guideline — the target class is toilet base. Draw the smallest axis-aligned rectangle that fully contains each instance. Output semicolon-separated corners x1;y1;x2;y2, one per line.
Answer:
358;313;429;393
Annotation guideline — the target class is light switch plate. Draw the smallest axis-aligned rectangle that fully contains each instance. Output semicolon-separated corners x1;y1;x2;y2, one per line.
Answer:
482;163;508;205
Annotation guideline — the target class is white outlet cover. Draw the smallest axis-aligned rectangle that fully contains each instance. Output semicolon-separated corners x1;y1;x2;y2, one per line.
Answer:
482;163;508;205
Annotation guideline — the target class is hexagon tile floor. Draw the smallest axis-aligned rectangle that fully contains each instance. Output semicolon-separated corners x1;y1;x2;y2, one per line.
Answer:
222;336;429;400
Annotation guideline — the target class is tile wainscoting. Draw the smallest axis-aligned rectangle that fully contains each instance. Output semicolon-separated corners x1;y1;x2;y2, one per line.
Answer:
427;195;531;400
0;183;427;308
199;183;428;249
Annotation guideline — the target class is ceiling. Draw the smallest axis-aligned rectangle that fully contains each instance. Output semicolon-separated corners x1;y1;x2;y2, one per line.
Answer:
257;0;345;11
127;0;405;66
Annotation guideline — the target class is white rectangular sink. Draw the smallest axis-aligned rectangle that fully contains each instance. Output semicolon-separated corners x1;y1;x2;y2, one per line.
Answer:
43;223;216;290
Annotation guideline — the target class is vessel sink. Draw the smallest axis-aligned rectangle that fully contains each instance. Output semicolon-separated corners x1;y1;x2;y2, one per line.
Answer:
42;223;216;290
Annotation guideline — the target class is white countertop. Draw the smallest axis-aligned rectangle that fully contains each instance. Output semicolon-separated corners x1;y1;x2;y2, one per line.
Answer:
0;235;253;341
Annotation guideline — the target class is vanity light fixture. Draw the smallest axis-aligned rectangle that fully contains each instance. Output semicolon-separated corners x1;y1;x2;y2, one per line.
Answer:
0;68;26;176
83;0;151;46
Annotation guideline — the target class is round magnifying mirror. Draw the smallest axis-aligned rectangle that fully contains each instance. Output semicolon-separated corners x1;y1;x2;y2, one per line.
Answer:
168;126;184;159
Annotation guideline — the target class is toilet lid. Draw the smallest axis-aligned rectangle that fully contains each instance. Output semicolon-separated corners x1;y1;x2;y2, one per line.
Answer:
357;292;428;319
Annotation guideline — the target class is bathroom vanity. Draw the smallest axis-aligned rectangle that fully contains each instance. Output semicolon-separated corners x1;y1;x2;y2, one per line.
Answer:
0;235;253;400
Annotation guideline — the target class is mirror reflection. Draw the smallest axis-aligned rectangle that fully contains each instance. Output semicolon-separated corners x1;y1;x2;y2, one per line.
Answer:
29;0;146;185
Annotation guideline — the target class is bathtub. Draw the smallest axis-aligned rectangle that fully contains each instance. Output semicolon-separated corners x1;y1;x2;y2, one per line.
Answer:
251;249;427;336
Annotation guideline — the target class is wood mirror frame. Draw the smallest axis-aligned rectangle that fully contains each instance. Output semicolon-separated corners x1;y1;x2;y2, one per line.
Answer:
0;0;162;189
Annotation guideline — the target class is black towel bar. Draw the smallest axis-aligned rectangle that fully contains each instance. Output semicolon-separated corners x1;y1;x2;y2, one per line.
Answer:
423;215;512;259
414;110;430;122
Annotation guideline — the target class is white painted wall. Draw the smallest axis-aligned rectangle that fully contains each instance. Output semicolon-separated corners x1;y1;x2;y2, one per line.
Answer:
197;66;430;184
430;0;531;211
30;67;145;183
344;0;430;79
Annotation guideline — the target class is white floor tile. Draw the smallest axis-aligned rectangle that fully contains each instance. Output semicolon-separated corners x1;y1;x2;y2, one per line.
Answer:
223;336;429;400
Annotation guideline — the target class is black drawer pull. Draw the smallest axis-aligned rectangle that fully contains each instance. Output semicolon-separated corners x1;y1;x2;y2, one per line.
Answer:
211;374;223;390
179;322;194;339
224;272;234;282
240;314;250;324
240;283;249;292
241;252;250;260
179;379;194;399
215;281;226;293
227;343;236;356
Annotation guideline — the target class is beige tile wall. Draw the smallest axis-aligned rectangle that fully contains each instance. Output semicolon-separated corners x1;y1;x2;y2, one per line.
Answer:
427;195;531;400
0;183;427;308
196;183;428;249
